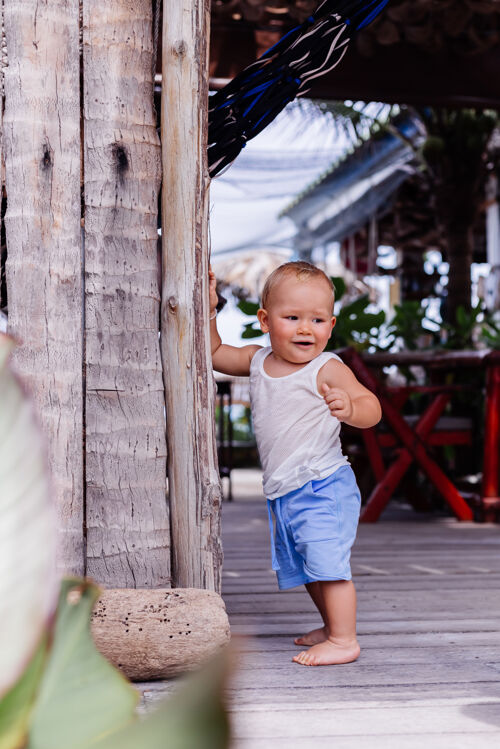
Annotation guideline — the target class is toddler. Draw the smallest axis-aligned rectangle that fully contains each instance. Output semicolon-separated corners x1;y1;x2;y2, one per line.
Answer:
209;261;381;666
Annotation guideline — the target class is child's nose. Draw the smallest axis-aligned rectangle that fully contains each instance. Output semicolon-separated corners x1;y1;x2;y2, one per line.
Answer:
297;321;311;334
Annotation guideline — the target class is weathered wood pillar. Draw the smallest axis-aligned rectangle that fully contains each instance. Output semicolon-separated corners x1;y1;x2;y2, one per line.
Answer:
3;0;84;575
161;0;223;591
83;0;170;587
0;1;4;257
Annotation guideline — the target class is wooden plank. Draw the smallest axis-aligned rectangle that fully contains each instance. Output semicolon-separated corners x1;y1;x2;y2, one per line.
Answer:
222;579;500;594
83;0;170;587
230;631;500;653
228;663;499;690
231;733;500;749
137;492;500;744
231;645;500;669
160;0;222;590
229;619;500;636
223;589;500;615
139;681;500;711
219;496;500;745
230;704;500;739
3;0;84;575
223;685;500;708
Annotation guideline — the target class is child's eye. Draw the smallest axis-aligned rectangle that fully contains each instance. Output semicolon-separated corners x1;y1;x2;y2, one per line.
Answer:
286;315;298;320
313;318;324;323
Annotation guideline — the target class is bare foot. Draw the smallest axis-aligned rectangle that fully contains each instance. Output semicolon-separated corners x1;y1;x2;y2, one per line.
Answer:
294;626;327;647
293;637;360;666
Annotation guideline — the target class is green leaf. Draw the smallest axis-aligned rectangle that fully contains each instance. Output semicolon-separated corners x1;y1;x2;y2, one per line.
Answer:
481;325;500;349
330;276;346;302
28;579;138;749
0;636;48;749
94;653;230;749
456;306;468;328
237;299;260;316
241;323;264;339
0;333;58;696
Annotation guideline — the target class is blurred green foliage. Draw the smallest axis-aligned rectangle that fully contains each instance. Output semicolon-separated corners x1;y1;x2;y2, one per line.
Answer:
384;301;437;351
0;579;230;749
236;277;498;354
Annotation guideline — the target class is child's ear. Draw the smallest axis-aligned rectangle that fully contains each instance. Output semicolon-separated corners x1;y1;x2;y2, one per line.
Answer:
257;308;269;333
329;316;337;335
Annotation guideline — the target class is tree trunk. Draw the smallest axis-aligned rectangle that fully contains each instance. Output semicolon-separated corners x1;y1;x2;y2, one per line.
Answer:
3;0;84;575
0;0;4;290
445;225;474;323
161;0;223;591
83;0;170;587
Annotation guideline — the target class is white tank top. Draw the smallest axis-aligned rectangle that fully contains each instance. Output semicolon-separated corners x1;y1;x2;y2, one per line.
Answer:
249;346;349;500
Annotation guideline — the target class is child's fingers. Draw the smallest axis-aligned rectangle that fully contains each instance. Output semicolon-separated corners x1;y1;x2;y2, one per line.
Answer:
322;386;351;417
324;390;346;404
323;386;346;397
329;401;346;413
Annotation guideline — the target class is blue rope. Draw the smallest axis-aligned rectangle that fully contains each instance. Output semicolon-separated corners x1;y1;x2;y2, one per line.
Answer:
208;0;391;177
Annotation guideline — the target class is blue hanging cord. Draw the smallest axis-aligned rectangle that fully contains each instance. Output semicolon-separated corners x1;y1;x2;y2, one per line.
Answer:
353;0;390;30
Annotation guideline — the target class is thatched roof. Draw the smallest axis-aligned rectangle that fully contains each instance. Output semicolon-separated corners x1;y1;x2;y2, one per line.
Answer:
210;1;500;107
212;1;500;56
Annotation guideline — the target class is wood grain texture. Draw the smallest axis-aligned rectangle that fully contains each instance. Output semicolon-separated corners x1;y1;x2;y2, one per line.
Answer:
3;0;84;575
160;0;222;591
169;483;500;747
83;0;170;587
91;588;230;679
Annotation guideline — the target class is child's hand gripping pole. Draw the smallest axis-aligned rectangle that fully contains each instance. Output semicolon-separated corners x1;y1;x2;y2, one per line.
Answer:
208;265;227;317
209;267;219;319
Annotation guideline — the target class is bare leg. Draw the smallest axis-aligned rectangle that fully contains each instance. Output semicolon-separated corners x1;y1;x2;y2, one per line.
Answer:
294;582;328;646
293;580;360;666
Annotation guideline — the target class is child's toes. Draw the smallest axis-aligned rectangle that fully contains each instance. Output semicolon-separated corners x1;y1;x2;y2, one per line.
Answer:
302;653;317;666
292;651;308;665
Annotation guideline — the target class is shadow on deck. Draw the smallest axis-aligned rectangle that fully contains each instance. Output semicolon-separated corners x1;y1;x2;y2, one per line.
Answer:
222;470;500;748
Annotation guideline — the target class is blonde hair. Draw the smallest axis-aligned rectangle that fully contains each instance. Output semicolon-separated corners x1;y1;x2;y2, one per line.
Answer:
261;261;335;309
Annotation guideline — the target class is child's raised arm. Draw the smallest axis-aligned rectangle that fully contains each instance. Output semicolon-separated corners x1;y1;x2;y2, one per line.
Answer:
209;268;261;377
317;358;382;429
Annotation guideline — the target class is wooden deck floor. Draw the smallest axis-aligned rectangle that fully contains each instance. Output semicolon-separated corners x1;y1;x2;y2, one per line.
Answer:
138;472;500;748
220;486;500;748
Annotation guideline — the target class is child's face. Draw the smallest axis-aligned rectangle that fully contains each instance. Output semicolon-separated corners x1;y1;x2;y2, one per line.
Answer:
257;276;336;365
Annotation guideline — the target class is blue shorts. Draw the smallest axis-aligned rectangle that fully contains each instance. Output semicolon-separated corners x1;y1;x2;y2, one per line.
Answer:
267;465;361;590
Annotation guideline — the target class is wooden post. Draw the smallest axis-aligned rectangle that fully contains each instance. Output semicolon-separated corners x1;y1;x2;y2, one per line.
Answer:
0;1;3;271
485;175;500;311
161;0;223;591
3;0;84;575
83;0;171;587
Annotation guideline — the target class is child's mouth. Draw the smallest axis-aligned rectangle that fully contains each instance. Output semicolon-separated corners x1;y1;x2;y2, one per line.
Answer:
294;342;313;348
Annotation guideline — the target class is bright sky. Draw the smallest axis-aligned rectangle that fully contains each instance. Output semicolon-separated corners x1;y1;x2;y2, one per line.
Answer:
210;101;350;344
209;100;348;257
